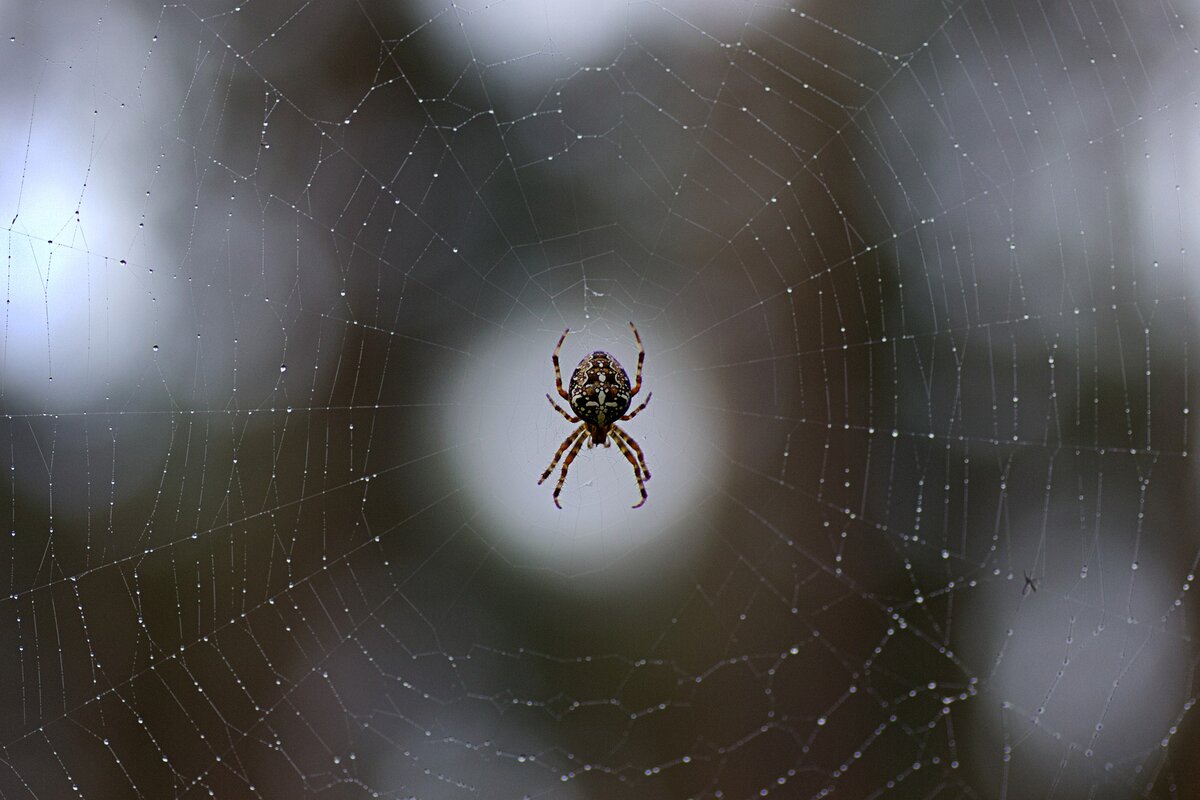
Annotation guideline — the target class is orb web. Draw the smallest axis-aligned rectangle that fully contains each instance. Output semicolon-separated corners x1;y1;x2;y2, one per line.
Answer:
1;1;1199;798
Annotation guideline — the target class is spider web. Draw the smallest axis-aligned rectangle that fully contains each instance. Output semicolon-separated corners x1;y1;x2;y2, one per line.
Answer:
2;0;1199;797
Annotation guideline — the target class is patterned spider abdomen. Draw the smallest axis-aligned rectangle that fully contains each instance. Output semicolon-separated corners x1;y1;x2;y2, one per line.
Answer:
568;351;632;432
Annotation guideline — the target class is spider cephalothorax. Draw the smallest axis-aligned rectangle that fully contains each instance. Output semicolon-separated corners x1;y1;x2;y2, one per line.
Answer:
538;323;652;508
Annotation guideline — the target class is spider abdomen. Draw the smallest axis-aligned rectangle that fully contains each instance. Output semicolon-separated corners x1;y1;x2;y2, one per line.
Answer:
568;351;632;428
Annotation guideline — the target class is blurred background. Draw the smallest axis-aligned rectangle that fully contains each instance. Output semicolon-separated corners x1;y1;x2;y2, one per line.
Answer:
2;0;1199;797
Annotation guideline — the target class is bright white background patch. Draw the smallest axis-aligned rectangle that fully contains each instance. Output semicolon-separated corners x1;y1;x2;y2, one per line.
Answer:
445;319;723;578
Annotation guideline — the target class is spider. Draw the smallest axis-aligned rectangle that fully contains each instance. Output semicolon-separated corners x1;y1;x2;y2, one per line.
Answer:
538;322;652;509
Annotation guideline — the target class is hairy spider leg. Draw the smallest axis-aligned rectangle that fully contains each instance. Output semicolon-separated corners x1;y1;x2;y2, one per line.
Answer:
628;321;645;397
539;426;584;488
551;430;589;509
545;393;580;423
610;431;648;508
551;328;571;401
621;391;652;421
611;424;650;481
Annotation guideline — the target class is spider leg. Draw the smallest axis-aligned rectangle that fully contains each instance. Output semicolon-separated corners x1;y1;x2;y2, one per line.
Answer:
546;393;580;423
539;425;584;490
628;321;645;397
621;391;651;421
611;424;650;482
610;429;648;508
550;430;589;509
552;328;571;401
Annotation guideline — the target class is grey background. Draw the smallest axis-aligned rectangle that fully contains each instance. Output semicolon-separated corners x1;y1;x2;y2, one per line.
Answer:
1;1;1198;797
